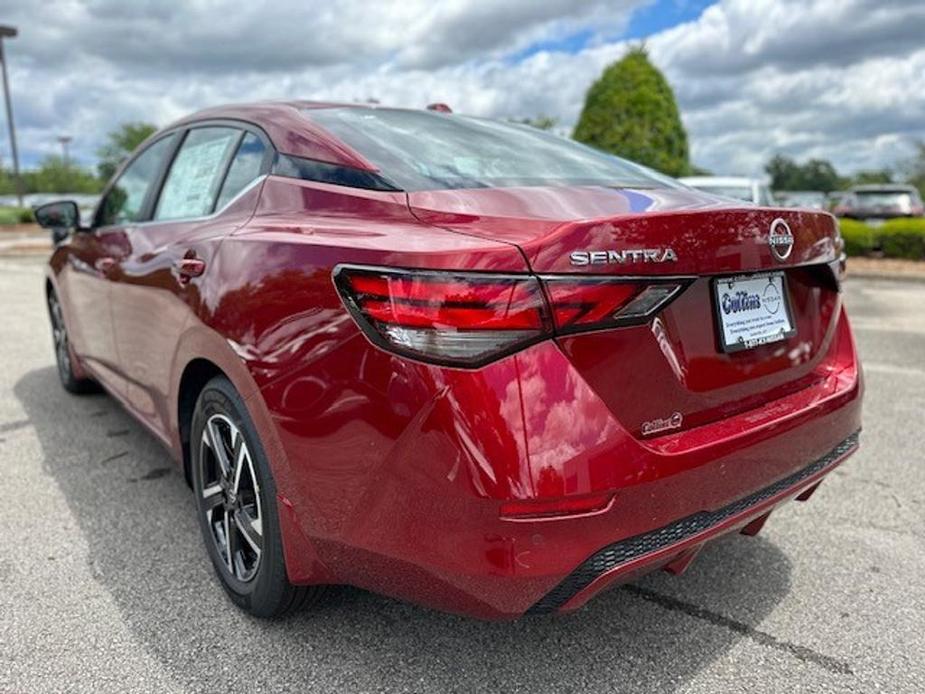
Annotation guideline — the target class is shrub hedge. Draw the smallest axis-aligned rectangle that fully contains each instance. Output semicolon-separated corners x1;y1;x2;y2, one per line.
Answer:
840;217;925;260
839;219;876;256
0;206;34;225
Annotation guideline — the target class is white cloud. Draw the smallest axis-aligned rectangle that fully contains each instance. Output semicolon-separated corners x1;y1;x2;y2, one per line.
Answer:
0;0;923;177
648;0;925;173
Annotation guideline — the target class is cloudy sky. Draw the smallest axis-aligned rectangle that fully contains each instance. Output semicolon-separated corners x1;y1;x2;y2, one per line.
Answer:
1;0;923;176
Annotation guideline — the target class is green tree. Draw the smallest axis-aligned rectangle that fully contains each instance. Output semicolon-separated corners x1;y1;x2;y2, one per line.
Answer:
96;122;157;181
511;115;558;131
0;166;17;195
765;154;841;192
851;169;893;185
765;154;800;190
801;159;841;192
573;47;690;176
23;155;102;194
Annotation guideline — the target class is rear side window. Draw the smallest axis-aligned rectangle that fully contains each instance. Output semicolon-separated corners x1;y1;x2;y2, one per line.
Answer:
97;134;176;227
215;133;267;209
154;127;239;221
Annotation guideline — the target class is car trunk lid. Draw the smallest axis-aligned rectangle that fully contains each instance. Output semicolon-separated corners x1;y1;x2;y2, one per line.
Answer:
408;185;844;438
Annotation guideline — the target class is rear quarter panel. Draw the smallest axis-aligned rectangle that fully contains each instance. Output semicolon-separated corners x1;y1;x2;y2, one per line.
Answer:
193;177;537;576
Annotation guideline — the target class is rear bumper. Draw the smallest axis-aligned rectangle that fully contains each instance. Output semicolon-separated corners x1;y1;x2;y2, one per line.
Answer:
532;431;859;614
271;303;863;620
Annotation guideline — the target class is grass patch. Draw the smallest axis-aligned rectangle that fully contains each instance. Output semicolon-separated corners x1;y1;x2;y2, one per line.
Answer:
0;206;35;225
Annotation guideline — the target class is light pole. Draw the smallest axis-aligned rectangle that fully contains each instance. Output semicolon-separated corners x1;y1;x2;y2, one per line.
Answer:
57;135;72;167
0;25;23;208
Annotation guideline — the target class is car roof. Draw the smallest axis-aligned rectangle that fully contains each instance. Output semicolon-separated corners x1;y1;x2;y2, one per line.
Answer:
164;100;388;171
678;176;764;187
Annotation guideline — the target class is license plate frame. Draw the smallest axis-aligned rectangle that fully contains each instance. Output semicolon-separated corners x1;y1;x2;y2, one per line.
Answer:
712;271;797;353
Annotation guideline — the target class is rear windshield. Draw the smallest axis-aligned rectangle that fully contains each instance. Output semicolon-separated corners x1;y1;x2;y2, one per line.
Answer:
305;108;671;191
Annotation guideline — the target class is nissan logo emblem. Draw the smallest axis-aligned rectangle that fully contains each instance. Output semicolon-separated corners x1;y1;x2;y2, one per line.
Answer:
768;218;794;261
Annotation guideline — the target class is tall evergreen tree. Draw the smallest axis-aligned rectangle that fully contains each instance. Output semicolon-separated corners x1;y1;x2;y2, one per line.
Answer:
573;47;690;177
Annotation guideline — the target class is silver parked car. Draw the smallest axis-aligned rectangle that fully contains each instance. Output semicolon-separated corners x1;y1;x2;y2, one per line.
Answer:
678;176;776;206
834;184;924;220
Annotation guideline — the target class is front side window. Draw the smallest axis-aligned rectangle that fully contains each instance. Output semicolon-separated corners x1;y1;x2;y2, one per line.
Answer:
215;133;268;209
154;127;240;221
97;134;176;227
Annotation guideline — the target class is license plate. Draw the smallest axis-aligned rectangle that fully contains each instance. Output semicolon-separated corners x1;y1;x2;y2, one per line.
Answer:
713;272;796;352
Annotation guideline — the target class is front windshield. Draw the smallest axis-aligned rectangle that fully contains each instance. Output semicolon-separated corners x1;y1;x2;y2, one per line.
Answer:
306;108;673;191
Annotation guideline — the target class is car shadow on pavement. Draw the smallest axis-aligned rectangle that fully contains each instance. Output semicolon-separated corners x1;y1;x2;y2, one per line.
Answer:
16;366;813;693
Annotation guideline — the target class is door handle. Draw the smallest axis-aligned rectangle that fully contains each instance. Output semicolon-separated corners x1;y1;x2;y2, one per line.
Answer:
95;257;116;274
175;257;206;283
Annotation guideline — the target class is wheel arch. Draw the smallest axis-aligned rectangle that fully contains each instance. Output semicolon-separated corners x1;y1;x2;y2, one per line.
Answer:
172;341;333;586
176;358;225;487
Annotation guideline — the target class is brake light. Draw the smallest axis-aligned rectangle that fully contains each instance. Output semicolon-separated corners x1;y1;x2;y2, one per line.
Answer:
334;266;549;366
543;279;684;333
334;265;687;367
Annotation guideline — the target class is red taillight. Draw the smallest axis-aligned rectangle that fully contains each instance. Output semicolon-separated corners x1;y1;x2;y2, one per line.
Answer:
543;279;684;334
334;265;687;367
544;280;640;328
349;273;544;330
334;266;550;367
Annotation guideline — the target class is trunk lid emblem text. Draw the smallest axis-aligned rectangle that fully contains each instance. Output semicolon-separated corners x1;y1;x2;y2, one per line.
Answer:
570;248;678;266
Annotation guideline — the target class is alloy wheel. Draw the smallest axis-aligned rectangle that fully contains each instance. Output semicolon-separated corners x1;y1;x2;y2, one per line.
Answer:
198;413;264;583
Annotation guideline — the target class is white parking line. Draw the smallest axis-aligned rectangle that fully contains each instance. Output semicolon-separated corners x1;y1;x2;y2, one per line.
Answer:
850;320;925;336
863;362;925;378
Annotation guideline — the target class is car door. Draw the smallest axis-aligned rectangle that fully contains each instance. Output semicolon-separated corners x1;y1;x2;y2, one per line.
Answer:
108;125;271;439
60;133;178;392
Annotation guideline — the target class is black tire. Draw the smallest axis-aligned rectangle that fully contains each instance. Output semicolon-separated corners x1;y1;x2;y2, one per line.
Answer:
47;289;98;394
190;375;324;617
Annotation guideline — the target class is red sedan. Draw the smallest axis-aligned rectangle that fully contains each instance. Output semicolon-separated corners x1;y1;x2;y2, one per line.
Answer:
35;102;862;619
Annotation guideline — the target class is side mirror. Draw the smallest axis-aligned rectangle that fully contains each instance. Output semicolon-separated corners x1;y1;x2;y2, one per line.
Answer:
33;200;81;246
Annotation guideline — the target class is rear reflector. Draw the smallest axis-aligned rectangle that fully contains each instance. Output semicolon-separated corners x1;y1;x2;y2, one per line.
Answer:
500;492;615;520
334;265;688;367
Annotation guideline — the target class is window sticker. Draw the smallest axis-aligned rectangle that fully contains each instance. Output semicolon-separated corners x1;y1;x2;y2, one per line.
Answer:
156;129;237;220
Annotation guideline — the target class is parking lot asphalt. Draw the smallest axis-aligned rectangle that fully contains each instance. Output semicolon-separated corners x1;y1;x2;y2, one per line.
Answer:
1;255;923;694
